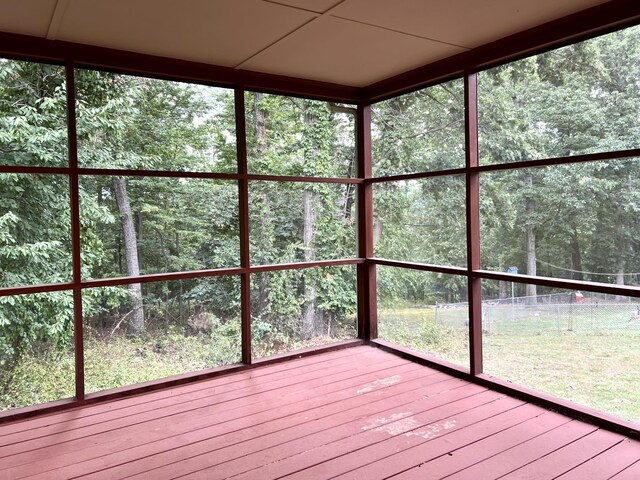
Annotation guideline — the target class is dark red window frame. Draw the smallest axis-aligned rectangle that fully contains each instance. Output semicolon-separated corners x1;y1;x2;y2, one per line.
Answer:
0;2;638;438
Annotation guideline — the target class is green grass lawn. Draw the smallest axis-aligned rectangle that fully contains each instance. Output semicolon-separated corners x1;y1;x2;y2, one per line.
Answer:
483;332;640;422
379;307;640;424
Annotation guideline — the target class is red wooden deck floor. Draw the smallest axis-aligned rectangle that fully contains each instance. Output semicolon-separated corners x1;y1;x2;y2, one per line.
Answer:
0;346;638;479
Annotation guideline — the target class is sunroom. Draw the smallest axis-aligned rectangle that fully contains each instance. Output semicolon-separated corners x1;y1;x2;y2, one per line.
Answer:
0;1;639;478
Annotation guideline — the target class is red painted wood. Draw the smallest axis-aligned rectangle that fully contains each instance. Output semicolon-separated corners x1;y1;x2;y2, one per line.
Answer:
0;349;387;459
555;438;640;480
186;386;497;480
465;72;482;376
236;88;252;366
0;347;635;480
0;348;381;449
474;269;640;299
79;267;245;288
610;460;640;479
327;403;544;480
0;341;365;426
0;281;74;298
54;370;458;480
501;428;624;479
391;411;572;480
474;147;640;173
371;259;467;276
372;339;471;377
369;167;467;183
445;420;598;479
356;104;376;340
277;397;526;480
246;173;363;184
0;345;371;438
65;65;85;402
375;342;639;439
6;359;432;479
247;258;363;273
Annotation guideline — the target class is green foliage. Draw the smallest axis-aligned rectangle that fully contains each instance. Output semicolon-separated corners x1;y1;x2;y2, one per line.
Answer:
3;25;640;412
372;80;465;175
0;345;74;410
378;308;468;365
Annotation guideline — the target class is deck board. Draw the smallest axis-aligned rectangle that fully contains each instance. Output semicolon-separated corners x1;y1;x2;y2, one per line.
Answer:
610;460;640;479
0;345;637;480
555;438;640;480
388;411;572;479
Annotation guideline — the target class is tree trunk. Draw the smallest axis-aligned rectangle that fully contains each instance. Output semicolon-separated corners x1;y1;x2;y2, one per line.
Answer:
253;92;270;314
301;103;321;340
343;183;355;227
373;219;383;246
615;204;626;298
498;260;508;299
113;176;145;333
136;212;144;271
176;226;183;322
524;169;537;305
570;229;584;281
302;187;319;340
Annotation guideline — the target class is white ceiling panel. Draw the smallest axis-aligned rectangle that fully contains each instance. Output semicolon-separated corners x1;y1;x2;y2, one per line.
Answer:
0;0;58;37
55;0;317;67
240;15;466;86
0;0;627;88
331;0;611;48
262;0;344;14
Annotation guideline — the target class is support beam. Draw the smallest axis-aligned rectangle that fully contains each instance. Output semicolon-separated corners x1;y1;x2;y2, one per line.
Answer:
356;104;377;340
465;73;482;375
66;64;85;401
236;88;252;365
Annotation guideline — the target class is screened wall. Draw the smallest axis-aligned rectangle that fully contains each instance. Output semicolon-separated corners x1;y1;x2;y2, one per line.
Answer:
0;22;639;431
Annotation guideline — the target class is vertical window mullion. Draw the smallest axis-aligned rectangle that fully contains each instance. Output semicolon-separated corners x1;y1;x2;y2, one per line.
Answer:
235;88;252;365
66;64;85;400
357;104;377;340
465;72;482;375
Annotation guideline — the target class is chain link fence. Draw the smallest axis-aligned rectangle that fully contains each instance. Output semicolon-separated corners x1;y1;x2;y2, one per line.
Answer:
434;292;640;335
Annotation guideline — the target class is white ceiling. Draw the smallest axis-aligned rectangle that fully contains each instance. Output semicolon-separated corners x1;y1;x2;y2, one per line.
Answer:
0;0;613;87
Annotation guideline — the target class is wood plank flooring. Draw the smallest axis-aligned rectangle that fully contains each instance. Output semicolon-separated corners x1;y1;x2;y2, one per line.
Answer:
0;346;638;479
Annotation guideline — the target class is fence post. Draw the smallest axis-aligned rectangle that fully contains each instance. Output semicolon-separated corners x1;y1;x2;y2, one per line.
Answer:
485;304;491;335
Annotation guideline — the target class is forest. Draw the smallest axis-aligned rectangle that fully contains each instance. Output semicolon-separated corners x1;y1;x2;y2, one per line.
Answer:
0;25;639;413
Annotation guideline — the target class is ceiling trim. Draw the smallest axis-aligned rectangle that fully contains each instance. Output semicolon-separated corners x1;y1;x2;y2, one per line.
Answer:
364;0;640;102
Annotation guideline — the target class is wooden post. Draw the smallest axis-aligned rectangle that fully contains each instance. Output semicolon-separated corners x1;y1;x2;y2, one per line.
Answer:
236;88;252;365
66;65;85;401
465;73;482;375
357;104;377;340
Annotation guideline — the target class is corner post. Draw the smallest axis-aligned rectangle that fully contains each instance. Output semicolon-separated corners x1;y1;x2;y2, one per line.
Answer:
236;88;252;365
465;72;482;375
356;104;377;340
66;64;85;401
